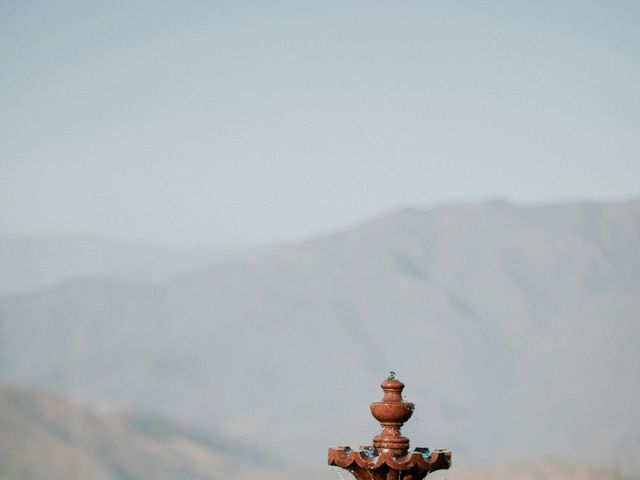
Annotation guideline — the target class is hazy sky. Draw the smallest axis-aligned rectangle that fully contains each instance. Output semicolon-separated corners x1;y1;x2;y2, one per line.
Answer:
2;1;639;246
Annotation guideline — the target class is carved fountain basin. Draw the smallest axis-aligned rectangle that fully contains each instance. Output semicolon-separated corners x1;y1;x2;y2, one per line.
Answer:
370;401;414;423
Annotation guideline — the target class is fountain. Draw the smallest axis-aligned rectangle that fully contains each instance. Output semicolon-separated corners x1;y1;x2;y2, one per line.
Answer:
328;372;452;480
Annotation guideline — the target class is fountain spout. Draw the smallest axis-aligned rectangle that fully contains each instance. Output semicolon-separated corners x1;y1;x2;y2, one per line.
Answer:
328;374;451;480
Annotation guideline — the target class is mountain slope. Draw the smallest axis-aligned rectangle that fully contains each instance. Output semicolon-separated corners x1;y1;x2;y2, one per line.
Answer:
2;387;634;480
0;384;263;480
1;199;639;471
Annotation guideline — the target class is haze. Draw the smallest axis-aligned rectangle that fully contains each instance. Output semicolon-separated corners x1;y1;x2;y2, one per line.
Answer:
2;1;639;247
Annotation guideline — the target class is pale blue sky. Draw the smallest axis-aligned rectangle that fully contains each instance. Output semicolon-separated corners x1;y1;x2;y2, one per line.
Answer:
1;1;639;246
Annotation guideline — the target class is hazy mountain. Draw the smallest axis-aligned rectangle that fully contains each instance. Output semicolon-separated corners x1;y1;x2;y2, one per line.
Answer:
1;199;639;473
247;462;639;480
0;383;264;480
438;463;638;480
0;234;254;295
2;385;633;480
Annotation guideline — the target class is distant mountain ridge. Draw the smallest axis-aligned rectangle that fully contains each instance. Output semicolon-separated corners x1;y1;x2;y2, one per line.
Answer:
1;199;639;472
0;383;264;480
2;384;635;480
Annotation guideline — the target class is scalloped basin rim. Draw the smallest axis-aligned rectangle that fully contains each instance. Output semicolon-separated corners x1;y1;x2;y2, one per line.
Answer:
327;447;452;472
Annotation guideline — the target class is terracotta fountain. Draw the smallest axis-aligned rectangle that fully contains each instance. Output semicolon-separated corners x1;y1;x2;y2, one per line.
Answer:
328;373;451;480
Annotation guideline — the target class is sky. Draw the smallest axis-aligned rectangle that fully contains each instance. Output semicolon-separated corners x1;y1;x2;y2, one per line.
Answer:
1;1;639;247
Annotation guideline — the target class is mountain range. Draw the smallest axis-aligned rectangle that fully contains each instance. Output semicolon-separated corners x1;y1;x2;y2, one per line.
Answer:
0;384;262;480
1;199;638;473
2;383;634;480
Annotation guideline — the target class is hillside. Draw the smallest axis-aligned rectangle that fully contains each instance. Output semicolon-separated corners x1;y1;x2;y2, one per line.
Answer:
1;386;635;480
250;464;638;480
1;199;639;472
0;384;263;480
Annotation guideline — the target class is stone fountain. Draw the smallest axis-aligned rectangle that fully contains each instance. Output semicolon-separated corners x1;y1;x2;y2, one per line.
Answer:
328;373;451;480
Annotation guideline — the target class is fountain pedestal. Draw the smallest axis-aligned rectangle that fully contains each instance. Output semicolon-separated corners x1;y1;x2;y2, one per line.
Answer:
328;373;451;480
